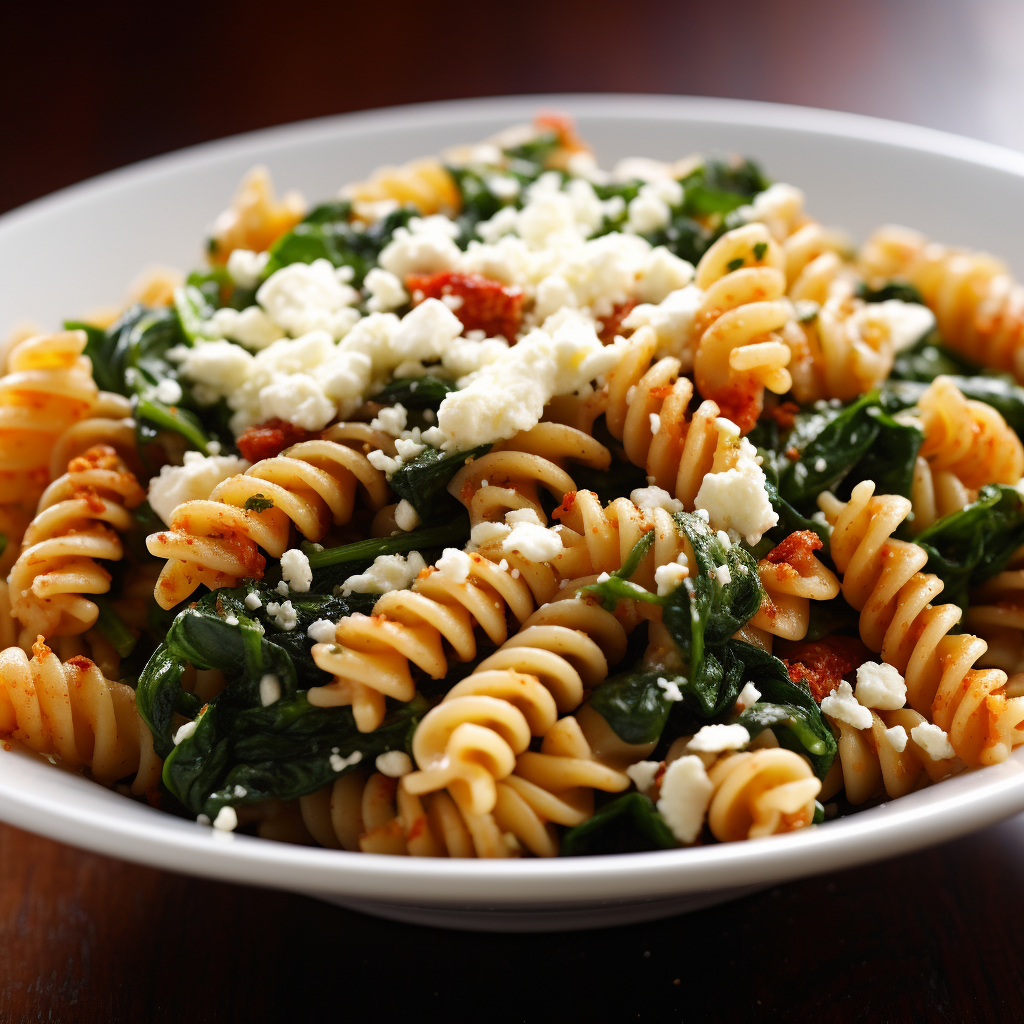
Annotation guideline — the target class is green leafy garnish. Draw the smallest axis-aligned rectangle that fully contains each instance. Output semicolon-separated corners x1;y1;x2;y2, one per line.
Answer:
561;794;678;856
244;494;275;513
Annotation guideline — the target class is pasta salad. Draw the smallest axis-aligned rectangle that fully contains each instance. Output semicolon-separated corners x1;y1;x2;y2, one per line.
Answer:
1;113;1023;858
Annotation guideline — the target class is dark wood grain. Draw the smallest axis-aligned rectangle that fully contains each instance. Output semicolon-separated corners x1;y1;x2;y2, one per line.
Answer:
4;1;1024;1020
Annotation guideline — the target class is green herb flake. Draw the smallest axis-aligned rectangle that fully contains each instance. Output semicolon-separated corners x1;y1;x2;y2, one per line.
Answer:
244;494;275;513
726;256;745;272
752;241;767;261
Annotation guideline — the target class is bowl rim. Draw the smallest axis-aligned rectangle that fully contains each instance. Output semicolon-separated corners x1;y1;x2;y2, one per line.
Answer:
3;92;1024;905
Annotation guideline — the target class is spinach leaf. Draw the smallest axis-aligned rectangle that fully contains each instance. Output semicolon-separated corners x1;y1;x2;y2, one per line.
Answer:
569;457;650;507
915;484;1024;609
264;204;414;286
164;694;425;820
371;375;455;411
856;281;926;305
306;521;470;593
388;443;491;522
66;305;231;461
560;793;678;856
587;670;680;745
777;392;922;510
726;640;836;778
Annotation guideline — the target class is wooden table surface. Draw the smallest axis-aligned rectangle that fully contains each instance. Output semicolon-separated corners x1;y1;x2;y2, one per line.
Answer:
4;1;1024;1020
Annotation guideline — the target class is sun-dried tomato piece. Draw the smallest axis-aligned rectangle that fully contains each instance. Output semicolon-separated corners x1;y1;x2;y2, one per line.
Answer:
406;271;523;342
778;636;872;704
236;418;317;463
765;530;823;565
597;300;637;344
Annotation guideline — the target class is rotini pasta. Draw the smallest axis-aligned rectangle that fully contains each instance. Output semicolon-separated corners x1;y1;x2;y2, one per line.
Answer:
9;446;145;648
6;114;1024;864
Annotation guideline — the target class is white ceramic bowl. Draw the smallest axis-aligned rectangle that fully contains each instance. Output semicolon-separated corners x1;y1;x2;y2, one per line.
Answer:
3;95;1024;933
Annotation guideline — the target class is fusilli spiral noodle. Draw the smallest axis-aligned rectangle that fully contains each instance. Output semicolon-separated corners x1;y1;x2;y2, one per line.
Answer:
208;166;305;263
0;331;100;506
342;157;461;218
706;748;822;842
0;639;144;784
822;480;1024;766
691;223;794;432
916;375;1024;488
146;439;390;608
9;446;145;648
747;530;840;643
909;456;975;534
447;422;611;525
860;226;1024;378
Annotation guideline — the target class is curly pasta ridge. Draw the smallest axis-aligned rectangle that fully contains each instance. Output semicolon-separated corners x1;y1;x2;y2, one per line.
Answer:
0;331;100;506
147;439;390;609
447;422;611;526
705;748;821;842
747;530;840;644
917;375;1024;489
821;480;1024;766
9;446;145;648
0;639;145;784
860;226;1024;379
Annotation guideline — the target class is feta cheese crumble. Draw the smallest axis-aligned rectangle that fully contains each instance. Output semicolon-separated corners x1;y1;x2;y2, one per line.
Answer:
694;419;778;544
688;723;750;753
341;551;427;595
265;600;298;631
625;760;661;796
911;722;956;761
394;499;421;532
501;521;563;562
854;661;907;711
147;451;250;525
307;618;337;644
630;485;684;513
820;681;873;730
280;548;312;593
375;751;413;777
212;806;238;832
436;547;473;584
173;721;197;746
656;755;714;844
654;561;689;596
884;725;909;753
243;592;262;611
329;749;364;773
735;682;761;712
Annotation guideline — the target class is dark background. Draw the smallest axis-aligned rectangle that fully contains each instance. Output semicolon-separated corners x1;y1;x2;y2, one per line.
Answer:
4;1;1024;1021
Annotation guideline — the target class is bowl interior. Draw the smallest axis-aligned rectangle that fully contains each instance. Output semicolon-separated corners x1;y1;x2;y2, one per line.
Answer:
2;94;1024;910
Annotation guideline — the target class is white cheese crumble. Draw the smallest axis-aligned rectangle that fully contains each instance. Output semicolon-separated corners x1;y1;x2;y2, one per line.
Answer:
911;722;956;761
212;806;238;832
467;521;512;550
436;547;473;584
656;755;714;844
735;682;761;712
814;457;827;473
649;412;662;435
379;217;462;278
147;451;251;526
256;258;360;339
155;378;183;405
655;561;689;597
635;248;694;305
307;618;337;643
694;419;779;545
370;403;408;436
364;267;409;312
341;551;426;595
501;521;562;562
330;749;364;773
820;681;873;730
280;548;312;593
630;485;684;514
854;661;907;711
688;723;750;752
623;284;703;358
243;592;262;611
851;299;936;353
259;673;282;706
884;725;909;753
714;565;732;586
206;306;285;350
435;312;624;449
625;760;661;796
656;676;684;702
394;499;421;532
232;785;248;798
265;600;298;631
173;721;197;745
226;248;271;288
375;751;413;777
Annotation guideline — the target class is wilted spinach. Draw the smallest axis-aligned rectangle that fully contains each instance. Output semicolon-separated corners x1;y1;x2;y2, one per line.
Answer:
388;443;490;524
915;484;1024;609
561;793;678;856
